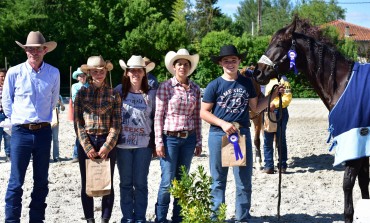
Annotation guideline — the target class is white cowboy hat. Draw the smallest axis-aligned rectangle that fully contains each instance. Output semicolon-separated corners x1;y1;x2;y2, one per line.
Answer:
119;55;155;73
80;55;113;73
15;31;57;52
165;49;199;76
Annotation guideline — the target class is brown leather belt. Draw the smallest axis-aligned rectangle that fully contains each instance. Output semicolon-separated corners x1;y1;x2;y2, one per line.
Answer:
19;122;50;131
163;130;194;139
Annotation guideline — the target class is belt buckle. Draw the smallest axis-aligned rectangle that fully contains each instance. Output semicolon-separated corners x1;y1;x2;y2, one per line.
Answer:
28;123;40;130
181;131;188;139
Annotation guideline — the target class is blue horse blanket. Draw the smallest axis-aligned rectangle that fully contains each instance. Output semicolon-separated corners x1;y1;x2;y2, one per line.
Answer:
328;62;370;166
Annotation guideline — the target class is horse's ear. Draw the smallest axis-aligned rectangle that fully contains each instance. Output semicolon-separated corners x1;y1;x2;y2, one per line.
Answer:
286;15;298;36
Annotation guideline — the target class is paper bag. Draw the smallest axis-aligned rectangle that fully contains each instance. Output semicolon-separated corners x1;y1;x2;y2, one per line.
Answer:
221;133;247;167
51;108;59;128
86;158;111;197
264;112;277;132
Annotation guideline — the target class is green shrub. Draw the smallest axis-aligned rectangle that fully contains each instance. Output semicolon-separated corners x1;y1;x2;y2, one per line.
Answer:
169;165;227;223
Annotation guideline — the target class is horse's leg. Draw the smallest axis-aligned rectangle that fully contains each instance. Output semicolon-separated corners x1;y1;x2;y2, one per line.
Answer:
252;115;262;169
343;159;362;223
358;157;369;199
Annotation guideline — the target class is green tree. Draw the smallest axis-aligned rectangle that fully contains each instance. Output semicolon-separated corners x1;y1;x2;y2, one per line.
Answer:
235;0;294;36
188;0;222;41
211;14;244;37
294;0;345;26
260;0;293;35
234;0;260;35
192;30;239;87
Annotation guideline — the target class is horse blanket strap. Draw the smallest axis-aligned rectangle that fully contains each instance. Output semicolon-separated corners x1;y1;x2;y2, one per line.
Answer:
328;62;370;166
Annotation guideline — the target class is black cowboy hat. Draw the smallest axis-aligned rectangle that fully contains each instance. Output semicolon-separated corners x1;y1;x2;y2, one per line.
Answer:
210;45;247;64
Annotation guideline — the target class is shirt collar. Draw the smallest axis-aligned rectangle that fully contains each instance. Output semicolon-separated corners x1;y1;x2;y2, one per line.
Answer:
170;76;195;89
25;61;45;73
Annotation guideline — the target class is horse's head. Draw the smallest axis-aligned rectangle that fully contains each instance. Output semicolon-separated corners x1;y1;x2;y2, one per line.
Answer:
254;17;299;85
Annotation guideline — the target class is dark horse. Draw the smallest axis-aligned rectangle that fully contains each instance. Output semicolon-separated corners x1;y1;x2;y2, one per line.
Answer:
253;16;369;223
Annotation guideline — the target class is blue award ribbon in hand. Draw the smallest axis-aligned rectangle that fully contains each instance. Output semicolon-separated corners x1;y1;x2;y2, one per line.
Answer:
288;49;298;74
228;133;243;160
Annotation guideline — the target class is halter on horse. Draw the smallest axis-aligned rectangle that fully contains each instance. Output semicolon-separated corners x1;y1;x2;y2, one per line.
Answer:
253;16;370;223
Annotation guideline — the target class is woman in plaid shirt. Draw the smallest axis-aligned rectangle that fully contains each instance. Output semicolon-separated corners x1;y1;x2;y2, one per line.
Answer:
154;49;202;223
74;55;122;223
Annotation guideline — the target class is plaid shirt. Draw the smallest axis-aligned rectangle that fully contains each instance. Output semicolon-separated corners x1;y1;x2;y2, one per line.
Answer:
154;77;202;147
74;84;122;153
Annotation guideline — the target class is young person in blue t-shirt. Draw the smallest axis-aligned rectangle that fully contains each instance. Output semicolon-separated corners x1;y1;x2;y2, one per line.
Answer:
200;44;284;222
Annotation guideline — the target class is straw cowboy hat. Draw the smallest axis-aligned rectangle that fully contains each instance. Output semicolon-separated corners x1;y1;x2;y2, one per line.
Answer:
210;45;246;64
72;67;85;80
165;49;199;76
80;55;113;73
15;31;57;52
119;55;155;73
143;57;156;69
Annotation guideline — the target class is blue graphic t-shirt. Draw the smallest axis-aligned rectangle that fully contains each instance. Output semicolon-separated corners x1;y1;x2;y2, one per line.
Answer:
203;74;257;132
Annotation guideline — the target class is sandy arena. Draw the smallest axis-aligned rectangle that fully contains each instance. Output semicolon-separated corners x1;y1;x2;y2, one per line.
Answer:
0;99;362;222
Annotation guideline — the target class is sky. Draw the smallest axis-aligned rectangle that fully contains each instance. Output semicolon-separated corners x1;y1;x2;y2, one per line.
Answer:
215;0;370;29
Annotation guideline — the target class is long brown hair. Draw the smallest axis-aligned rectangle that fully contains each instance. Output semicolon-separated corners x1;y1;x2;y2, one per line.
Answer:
121;68;149;99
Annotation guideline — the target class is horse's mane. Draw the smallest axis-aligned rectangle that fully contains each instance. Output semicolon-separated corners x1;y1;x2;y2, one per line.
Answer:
278;16;336;48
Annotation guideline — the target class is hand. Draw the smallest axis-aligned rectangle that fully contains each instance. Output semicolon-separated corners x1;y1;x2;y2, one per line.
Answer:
156;146;165;158
194;146;202;156
87;149;98;160
271;84;285;98
98;147;110;159
220;121;237;135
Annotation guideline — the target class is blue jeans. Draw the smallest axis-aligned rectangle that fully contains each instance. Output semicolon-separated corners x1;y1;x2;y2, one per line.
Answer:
155;132;196;223
208;128;253;222
72;137;79;159
0;112;11;156
5;124;52;223
78;134;117;220
117;148;152;223
51;125;59;160
263;108;289;170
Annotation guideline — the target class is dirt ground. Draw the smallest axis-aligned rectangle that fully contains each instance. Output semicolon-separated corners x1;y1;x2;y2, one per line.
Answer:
0;99;362;222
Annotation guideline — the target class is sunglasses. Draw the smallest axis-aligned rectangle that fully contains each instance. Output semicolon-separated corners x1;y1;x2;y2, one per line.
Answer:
25;47;45;52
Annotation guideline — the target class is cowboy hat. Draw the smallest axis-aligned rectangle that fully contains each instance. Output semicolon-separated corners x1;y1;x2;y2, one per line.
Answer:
143;57;153;64
165;49;199;76
15;31;57;53
72;67;86;80
119;55;155;73
210;45;246;64
80;55;113;73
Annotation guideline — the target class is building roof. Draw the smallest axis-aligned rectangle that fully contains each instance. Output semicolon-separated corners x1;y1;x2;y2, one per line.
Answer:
322;20;370;41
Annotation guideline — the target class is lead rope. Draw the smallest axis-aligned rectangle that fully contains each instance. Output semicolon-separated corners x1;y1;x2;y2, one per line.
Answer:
267;75;283;221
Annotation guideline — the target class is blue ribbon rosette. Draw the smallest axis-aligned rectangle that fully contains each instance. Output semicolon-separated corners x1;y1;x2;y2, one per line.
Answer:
288;49;298;74
228;133;243;160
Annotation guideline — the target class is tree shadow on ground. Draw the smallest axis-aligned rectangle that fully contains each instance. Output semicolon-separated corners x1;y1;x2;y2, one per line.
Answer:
289;154;344;173
246;212;344;223
147;212;344;223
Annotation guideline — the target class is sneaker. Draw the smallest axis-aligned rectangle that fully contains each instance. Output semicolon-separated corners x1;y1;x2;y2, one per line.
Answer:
262;168;274;174
71;158;79;163
53;158;59;162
